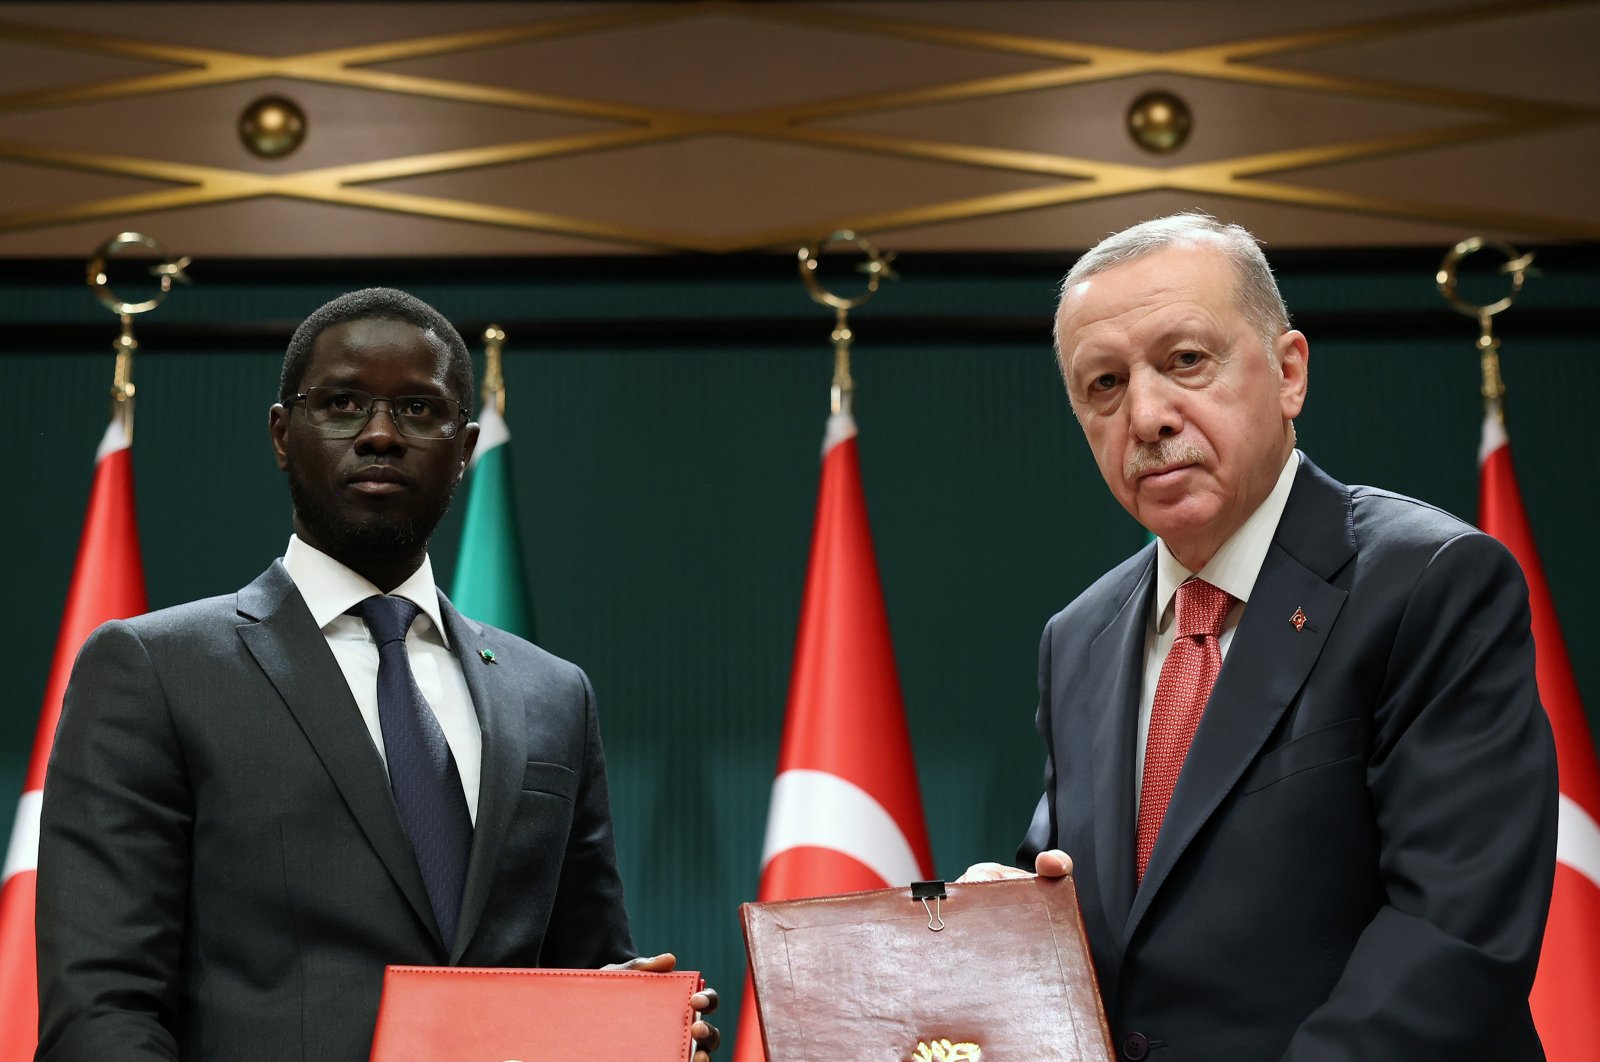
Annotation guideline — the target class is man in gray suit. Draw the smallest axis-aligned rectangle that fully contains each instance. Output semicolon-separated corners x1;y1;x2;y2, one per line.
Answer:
35;289;717;1061
967;215;1556;1060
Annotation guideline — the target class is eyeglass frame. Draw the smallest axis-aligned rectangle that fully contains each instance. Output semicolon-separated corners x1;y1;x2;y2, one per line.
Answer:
284;386;472;441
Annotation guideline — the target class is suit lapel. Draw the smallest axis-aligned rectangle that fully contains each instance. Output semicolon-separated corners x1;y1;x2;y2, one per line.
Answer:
1085;551;1155;949
1125;458;1356;940
437;593;526;963
235;562;440;944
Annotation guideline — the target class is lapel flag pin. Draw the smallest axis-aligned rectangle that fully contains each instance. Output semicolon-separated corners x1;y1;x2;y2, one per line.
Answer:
1289;607;1307;633
478;648;498;664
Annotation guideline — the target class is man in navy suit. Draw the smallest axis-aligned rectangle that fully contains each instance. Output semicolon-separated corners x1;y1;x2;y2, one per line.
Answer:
36;288;717;1061
968;215;1556;1060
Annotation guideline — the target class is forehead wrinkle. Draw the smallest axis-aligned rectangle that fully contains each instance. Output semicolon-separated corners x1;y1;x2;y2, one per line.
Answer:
1062;305;1222;374
1138;313;1227;352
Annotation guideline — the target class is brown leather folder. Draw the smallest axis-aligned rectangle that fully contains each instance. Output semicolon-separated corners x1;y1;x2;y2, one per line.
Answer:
741;876;1112;1061
367;965;702;1061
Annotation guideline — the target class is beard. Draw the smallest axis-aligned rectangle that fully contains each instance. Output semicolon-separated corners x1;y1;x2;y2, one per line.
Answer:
285;461;457;560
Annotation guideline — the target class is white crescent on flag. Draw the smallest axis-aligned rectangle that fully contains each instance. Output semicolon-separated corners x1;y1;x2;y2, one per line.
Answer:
94;418;130;461
468;403;509;469
1557;793;1600;891
0;793;39;884
760;768;923;887
1478;404;1508;464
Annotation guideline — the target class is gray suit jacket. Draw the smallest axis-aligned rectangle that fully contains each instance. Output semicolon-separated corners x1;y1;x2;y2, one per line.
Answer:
36;561;634;1062
1021;455;1556;1061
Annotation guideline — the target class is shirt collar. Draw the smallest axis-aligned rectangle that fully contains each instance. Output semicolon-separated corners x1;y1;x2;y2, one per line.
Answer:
1152;449;1301;633
281;534;450;647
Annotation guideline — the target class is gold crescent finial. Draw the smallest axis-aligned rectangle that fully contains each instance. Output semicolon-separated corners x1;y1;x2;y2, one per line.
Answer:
1435;236;1534;406
85;231;193;442
796;230;898;414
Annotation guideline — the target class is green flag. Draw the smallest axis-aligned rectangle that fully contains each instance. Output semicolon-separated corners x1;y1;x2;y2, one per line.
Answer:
452;403;535;639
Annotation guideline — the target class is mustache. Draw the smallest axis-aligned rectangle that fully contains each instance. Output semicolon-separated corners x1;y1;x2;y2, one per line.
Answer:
1125;440;1206;479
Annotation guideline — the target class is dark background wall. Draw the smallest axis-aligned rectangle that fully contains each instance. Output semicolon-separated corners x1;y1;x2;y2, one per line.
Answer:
4;246;1595;1037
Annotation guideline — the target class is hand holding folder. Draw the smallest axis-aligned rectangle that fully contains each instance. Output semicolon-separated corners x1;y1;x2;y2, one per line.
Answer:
742;875;1113;1062
368;965;706;1061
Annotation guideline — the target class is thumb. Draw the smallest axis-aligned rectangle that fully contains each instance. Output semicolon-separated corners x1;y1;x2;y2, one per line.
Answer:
1035;850;1073;877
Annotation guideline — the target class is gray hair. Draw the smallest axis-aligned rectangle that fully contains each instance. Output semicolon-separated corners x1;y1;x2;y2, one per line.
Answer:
1053;212;1291;364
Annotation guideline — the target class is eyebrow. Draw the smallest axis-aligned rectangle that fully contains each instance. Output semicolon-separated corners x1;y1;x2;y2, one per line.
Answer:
1064;317;1226;381
1146;317;1223;349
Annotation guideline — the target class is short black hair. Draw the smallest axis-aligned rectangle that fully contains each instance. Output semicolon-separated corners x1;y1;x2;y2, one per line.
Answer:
279;287;474;412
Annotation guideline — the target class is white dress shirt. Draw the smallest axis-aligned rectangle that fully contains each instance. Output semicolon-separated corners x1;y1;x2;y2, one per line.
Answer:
1134;450;1301;799
281;535;482;822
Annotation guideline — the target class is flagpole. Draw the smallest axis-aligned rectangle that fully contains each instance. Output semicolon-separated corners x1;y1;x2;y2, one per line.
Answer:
0;233;180;1062
482;324;506;417
734;232;926;1062
452;325;536;639
1441;238;1600;1062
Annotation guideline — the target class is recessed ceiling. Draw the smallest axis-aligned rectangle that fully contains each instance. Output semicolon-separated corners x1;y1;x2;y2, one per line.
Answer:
0;0;1591;256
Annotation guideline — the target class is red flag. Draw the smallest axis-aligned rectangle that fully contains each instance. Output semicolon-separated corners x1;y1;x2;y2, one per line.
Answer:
733;401;935;1062
0;419;147;1060
1478;403;1600;1060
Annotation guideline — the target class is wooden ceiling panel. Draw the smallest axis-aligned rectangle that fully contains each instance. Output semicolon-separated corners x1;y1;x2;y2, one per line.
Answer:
814;0;1481;50
882;191;1516;251
0;78;622;173
0;2;598;56
372;135;1067;249
0;157;174;215
1283;125;1600;232
1269;4;1600;107
0;196;645;258
0;1;1589;255
0;34;177;96
372;10;1054;116
815;74;1487;168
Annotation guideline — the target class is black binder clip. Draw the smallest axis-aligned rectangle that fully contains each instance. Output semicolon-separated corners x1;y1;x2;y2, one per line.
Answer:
912;880;947;932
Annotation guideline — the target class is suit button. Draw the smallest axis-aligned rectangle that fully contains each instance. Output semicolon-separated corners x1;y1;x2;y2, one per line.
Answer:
1122;1032;1150;1060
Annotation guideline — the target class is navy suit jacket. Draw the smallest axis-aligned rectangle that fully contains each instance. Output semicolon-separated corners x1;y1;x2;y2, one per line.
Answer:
36;561;634;1061
1021;455;1557;1061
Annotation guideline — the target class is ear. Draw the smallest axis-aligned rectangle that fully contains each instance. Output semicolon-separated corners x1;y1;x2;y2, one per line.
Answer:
455;421;480;484
1275;330;1309;420
268;403;290;471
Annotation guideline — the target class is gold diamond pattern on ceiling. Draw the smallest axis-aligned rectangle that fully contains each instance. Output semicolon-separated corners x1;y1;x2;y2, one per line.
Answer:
0;0;1592;255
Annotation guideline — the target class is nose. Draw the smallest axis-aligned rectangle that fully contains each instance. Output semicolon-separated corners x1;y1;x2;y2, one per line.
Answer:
353;399;408;453
1126;368;1182;443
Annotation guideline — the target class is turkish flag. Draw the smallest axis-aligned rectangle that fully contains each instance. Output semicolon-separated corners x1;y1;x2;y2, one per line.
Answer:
1478;403;1600;1061
732;400;935;1062
0;419;147;1061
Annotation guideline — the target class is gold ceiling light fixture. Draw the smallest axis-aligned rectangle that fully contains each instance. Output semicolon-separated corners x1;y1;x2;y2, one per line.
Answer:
1126;90;1192;154
238;95;306;159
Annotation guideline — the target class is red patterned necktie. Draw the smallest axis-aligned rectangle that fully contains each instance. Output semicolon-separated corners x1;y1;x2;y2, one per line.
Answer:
1136;577;1235;882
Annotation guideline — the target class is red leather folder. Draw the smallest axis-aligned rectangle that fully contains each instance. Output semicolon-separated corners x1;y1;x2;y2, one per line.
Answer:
741;876;1113;1061
368;965;702;1062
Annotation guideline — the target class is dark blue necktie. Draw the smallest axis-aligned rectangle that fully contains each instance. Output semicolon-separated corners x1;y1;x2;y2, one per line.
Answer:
350;595;473;950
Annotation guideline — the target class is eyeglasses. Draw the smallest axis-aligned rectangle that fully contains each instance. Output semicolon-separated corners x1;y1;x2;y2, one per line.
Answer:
288;387;469;440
